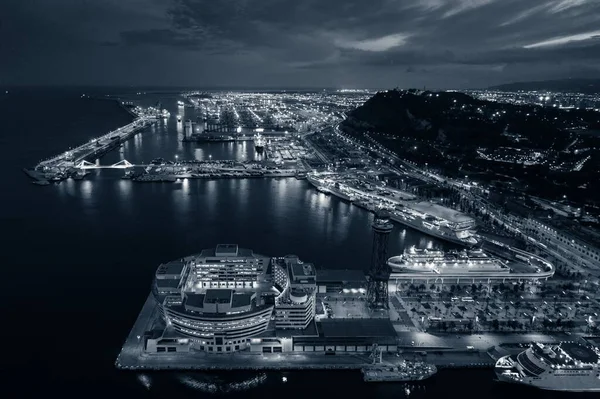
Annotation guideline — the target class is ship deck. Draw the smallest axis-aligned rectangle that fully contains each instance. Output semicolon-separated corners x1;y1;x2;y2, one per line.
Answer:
408;201;474;224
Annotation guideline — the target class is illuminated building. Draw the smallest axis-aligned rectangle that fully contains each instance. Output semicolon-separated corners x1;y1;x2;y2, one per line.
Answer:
274;255;316;330
147;245;319;353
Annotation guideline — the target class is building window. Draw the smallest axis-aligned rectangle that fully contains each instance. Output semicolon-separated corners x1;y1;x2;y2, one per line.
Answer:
217;347;222;352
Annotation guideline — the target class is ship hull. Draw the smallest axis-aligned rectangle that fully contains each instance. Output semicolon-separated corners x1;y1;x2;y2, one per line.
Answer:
495;371;600;392
183;135;235;142
362;365;437;383
495;355;600;393
363;373;435;382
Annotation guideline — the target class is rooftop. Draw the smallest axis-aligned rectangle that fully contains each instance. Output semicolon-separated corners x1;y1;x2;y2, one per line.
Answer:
199;246;254;257
215;244;239;256
184;293;206;308
291;262;316;279
204;289;233;304
231;293;253;308
316;269;366;284
319;318;397;338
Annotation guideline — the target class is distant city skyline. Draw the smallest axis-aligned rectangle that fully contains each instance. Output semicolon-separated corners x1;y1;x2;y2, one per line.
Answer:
2;0;600;88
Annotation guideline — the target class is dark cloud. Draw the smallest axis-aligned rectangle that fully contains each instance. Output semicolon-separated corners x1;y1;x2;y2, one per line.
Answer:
2;0;600;88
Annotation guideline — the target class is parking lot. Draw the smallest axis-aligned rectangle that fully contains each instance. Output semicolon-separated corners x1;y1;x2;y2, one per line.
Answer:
392;281;600;333
317;293;389;320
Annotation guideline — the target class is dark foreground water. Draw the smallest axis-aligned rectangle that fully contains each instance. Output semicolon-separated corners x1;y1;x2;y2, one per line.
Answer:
0;88;584;398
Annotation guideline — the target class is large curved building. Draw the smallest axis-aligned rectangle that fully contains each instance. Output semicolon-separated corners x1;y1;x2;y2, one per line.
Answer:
150;244;283;353
148;245;318;354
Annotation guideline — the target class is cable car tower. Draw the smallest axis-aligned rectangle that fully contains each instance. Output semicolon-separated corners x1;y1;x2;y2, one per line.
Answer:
367;209;393;309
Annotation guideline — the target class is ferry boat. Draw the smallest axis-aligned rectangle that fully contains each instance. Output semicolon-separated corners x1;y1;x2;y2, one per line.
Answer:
362;347;437;382
495;341;600;392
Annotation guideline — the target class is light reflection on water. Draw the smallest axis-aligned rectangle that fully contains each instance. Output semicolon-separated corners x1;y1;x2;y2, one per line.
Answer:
117;180;132;214
51;92;453;266
80;179;93;202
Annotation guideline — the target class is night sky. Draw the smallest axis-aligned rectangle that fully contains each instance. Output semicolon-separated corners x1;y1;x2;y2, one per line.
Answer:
2;0;600;89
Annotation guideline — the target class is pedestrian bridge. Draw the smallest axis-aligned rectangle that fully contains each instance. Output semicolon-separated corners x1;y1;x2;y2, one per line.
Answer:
76;160;137;169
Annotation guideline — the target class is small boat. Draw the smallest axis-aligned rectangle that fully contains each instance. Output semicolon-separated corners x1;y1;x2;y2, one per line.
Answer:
362;345;437;383
32;180;50;186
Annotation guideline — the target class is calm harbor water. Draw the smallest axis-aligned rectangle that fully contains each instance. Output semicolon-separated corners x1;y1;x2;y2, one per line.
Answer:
0;88;577;398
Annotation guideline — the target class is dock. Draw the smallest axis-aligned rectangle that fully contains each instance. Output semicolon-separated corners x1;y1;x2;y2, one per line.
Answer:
115;294;499;372
24;116;157;184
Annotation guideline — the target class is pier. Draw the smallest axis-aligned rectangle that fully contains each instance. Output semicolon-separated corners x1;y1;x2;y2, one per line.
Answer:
116;292;498;371
24;116;157;184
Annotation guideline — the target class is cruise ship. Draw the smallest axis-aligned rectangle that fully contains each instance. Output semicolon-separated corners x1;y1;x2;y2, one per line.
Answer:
389;207;478;247
388;246;510;275
254;133;266;153
387;246;555;284
495;342;600;392
306;174;355;201
306;173;477;246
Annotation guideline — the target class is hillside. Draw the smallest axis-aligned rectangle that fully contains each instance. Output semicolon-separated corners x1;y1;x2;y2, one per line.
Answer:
339;89;600;204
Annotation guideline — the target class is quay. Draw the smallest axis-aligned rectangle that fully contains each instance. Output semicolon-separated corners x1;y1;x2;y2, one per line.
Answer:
24;116;156;184
116;294;498;371
113;294;544;372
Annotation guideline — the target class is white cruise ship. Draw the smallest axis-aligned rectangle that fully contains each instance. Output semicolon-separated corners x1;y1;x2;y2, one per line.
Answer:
495;342;600;392
389;208;478;247
254;133;266;153
388;246;510;276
